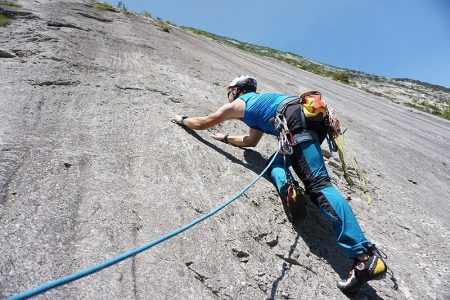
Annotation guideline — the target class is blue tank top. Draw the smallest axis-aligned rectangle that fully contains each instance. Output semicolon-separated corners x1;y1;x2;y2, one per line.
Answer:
239;92;291;135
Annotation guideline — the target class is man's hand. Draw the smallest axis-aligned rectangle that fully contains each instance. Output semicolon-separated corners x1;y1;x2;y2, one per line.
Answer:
212;133;227;143
171;115;187;125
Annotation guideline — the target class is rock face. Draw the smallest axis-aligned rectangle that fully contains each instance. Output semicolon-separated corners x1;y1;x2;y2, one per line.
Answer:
1;1;449;299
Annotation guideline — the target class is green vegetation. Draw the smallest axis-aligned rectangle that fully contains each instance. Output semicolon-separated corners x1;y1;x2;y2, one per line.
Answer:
94;1;117;12
158;22;170;33
183;27;353;84
94;1;117;11
94;1;129;14
0;1;22;8
0;13;11;26
142;10;151;18
332;72;350;84
404;100;450;121
443;106;450;120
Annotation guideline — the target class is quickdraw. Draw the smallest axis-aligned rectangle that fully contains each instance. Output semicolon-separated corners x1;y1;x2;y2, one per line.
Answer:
274;114;295;155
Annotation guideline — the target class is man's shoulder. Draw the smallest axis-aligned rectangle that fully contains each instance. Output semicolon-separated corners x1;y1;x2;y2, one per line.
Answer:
238;92;258;100
217;100;245;119
243;92;291;97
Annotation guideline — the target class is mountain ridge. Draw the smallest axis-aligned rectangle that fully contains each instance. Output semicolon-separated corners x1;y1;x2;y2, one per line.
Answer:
179;26;450;120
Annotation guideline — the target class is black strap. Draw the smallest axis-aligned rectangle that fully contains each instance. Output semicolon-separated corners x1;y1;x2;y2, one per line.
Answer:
276;96;299;116
299;105;306;129
223;134;229;144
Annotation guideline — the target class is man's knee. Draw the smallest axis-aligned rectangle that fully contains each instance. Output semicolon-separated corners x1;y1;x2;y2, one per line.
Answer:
309;187;340;220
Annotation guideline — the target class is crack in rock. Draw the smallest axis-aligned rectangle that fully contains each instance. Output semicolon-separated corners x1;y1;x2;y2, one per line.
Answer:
396;223;411;231
169;97;182;103
254;232;268;241
232;248;250;258
114;85;171;96
147;88;169;95
76;12;113;23
275;254;318;275
249;229;278;248
12;49;38;57
0;49;16;58
0;6;37;18
186;265;208;284
183;199;205;214
232;248;250;263
275;254;300;265
47;20;90;31
115;84;143;91
186;264;229;299
266;236;278;248
34;80;81;86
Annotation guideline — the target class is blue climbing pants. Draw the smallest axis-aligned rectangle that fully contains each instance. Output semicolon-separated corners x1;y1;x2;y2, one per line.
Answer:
271;141;371;258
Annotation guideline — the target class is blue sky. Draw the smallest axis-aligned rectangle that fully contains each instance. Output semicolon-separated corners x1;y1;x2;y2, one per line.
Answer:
104;0;450;88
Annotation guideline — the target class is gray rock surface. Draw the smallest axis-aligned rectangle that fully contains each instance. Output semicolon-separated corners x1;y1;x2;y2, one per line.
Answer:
1;1;449;299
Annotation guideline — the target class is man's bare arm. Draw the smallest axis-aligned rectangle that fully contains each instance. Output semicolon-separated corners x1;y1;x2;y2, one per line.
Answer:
171;98;263;147
212;128;264;148
171;100;245;130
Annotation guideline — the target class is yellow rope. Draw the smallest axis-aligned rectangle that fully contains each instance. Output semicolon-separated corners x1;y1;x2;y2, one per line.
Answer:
334;135;354;187
333;135;373;204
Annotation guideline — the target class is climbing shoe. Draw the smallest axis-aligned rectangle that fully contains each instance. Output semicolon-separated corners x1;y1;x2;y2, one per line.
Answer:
284;180;307;223
337;245;388;293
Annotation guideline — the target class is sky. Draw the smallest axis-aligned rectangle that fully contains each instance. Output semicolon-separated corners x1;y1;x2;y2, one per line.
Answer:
104;0;450;88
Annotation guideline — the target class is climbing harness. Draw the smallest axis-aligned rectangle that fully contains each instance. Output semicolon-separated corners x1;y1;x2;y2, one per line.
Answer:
274;114;295;155
272;96;322;156
9;152;279;300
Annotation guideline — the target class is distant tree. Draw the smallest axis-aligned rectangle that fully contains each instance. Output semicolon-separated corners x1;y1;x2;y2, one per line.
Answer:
142;10;152;18
117;0;128;13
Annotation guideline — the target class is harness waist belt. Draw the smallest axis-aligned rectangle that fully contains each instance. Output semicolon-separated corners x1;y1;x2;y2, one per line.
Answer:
292;130;319;144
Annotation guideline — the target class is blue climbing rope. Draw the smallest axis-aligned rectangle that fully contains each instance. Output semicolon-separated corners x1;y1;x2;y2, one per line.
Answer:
9;152;279;300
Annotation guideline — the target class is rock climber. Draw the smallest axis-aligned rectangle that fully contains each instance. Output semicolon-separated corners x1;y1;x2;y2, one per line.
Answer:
171;75;389;293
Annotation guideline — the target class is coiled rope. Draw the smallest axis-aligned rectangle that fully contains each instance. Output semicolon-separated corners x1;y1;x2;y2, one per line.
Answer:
9;152;279;300
334;134;373;204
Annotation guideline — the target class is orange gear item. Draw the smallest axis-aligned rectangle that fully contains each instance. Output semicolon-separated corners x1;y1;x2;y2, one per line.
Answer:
300;91;328;119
